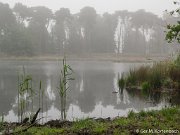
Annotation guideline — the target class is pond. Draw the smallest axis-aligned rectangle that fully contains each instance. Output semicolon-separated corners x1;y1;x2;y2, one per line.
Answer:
0;60;179;122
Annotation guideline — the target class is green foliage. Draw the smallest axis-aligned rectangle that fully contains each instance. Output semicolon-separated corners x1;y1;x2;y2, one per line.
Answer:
141;81;151;92
166;23;180;43
166;1;180;43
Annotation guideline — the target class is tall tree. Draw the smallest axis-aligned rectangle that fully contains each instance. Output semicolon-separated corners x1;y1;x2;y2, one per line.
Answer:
13;3;31;25
54;8;71;54
0;3;15;32
27;6;52;55
0;3;16;54
67;14;83;54
79;7;97;53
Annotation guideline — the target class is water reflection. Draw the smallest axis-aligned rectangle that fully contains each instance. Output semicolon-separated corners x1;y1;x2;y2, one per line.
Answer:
0;61;179;122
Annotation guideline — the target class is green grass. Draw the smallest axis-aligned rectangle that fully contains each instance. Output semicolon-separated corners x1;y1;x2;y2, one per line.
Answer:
127;110;135;118
93;122;107;134
15;127;65;135
14;107;180;135
71;118;95;132
71;118;108;134
113;118;131;126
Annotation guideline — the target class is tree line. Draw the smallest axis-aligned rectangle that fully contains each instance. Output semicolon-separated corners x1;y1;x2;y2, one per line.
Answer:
0;2;179;57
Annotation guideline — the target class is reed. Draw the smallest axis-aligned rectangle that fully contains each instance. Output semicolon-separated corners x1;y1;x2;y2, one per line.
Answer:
41;82;44;124
141;81;151;95
38;80;45;124
126;69;137;87
122;54;180;91
18;67;34;123
118;73;125;92
135;66;150;84
149;68;163;89
57;58;74;120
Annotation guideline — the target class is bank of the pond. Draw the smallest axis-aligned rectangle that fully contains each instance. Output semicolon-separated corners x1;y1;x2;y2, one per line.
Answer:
0;54;171;63
1;107;180;135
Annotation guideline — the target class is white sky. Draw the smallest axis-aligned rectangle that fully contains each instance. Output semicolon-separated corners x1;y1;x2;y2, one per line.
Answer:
0;0;177;16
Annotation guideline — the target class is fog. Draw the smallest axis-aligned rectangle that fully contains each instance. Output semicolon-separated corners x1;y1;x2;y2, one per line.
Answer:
0;0;176;16
0;1;179;59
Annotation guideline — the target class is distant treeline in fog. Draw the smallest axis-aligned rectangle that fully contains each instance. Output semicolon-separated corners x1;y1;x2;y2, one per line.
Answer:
0;2;179;56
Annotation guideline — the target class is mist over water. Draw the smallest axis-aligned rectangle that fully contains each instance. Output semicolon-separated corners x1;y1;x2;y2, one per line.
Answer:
0;61;178;122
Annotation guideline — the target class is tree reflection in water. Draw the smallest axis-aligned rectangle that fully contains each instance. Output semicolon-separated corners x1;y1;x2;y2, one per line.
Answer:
0;61;179;122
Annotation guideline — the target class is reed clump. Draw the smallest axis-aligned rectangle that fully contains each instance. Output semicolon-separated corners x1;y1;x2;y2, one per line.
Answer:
18;67;34;123
118;54;180;92
17;67;44;124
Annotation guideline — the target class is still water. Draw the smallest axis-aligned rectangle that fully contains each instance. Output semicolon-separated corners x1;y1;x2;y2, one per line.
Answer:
0;60;179;122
